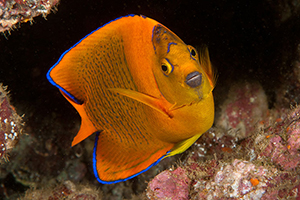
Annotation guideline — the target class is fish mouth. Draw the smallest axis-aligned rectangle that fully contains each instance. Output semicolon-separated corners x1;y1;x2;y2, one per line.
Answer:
185;71;202;88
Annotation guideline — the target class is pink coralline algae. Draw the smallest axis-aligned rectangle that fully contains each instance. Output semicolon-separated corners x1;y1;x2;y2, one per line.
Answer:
0;0;59;33
147;158;300;200
193;159;300;200
216;82;268;139
0;84;22;163
147;167;191;200
193;159;274;199
258;107;300;170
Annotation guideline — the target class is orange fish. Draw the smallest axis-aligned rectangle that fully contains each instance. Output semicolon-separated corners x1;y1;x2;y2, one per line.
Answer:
47;14;215;184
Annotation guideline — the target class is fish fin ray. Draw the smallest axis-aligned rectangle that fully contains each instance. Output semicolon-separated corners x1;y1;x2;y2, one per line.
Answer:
62;92;98;147
93;131;174;183
47;48;87;105
60;89;83;105
108;88;172;118
71;115;98;146
198;46;217;88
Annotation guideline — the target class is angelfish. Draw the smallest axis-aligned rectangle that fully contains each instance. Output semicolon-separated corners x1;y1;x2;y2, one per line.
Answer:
47;14;216;184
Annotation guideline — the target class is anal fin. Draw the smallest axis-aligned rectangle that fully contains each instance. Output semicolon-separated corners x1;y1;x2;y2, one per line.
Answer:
93;130;174;183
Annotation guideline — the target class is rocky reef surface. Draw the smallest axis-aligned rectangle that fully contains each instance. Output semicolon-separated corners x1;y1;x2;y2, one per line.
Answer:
0;84;23;163
0;0;59;33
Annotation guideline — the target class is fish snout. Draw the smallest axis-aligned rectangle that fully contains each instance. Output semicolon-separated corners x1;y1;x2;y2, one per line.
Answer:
185;71;202;88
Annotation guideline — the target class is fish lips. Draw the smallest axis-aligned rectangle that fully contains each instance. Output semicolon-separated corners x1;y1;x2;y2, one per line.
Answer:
185;71;202;88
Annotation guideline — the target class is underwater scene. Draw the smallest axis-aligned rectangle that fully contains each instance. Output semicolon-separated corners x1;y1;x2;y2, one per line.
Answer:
0;0;300;199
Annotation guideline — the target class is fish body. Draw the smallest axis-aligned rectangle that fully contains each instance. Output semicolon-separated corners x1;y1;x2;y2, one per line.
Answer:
47;14;215;184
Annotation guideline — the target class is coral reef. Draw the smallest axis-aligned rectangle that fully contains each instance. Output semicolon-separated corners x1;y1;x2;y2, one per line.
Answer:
147;158;299;199
190;159;299;199
258;107;300;171
0;0;59;33
22;180;101;200
147;167;191;199
0;84;22;164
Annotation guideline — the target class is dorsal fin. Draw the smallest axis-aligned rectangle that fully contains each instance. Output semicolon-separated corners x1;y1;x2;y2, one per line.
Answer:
198;46;217;88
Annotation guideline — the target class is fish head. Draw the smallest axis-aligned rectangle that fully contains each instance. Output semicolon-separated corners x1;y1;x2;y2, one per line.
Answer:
152;24;214;108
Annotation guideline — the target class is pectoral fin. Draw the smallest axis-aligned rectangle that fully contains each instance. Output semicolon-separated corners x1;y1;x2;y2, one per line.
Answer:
108;88;173;118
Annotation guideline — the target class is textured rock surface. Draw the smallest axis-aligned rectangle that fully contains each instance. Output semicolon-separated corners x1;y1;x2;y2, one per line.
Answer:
0;84;22;163
147;167;191;200
0;0;59;33
22;180;101;200
216;82;268;139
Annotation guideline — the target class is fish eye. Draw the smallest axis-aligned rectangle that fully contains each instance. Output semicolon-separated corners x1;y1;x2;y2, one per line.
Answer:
162;64;168;72
188;46;198;59
191;49;196;57
161;59;173;76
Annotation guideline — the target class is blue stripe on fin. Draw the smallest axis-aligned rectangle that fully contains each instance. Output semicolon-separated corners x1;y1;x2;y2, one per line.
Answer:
92;132;170;184
46;68;83;105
